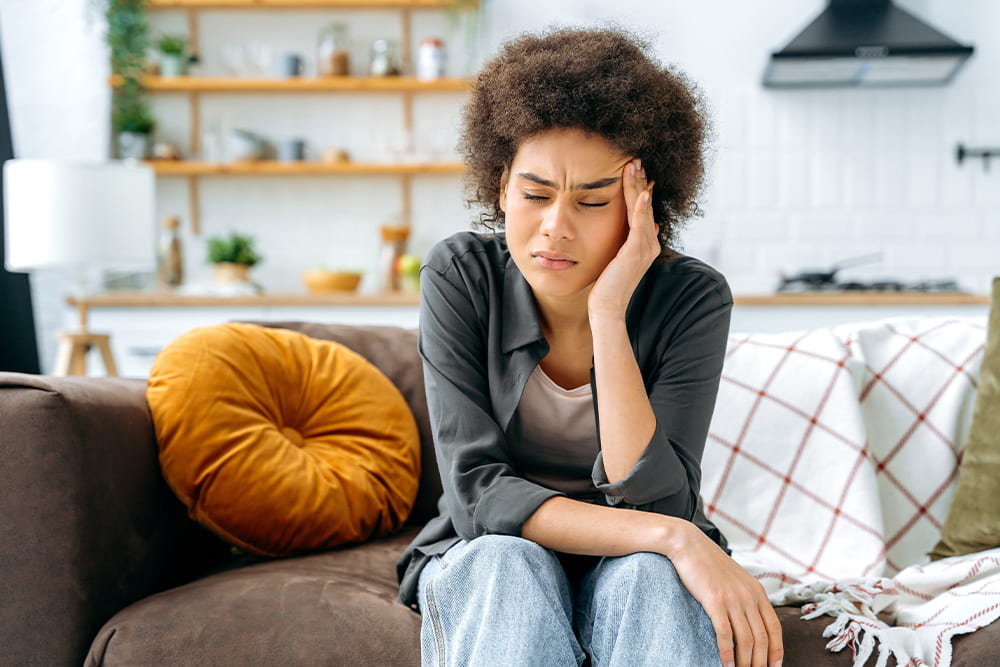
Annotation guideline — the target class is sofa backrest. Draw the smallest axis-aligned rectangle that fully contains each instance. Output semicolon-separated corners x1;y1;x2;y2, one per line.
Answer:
251;322;442;525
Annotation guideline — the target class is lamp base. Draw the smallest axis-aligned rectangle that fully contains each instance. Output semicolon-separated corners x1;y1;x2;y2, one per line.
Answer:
53;330;118;377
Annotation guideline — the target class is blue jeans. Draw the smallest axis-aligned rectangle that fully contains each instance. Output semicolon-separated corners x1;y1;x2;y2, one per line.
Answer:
417;535;721;666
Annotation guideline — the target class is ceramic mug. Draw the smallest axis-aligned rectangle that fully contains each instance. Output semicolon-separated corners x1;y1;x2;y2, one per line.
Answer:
278;53;305;78
278;138;307;162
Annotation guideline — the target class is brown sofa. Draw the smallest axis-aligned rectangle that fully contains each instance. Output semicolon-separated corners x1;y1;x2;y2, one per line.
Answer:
2;321;998;666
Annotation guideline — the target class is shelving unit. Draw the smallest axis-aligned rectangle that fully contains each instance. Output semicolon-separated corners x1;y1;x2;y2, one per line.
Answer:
111;74;470;92
148;160;464;175
133;0;477;233
148;0;465;8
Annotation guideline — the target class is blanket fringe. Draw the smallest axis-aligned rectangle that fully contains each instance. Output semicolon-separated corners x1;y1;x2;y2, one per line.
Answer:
819;615;899;667
798;583;913;667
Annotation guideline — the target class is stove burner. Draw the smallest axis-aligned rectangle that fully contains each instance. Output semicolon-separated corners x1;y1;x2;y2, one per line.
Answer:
777;254;966;293
778;278;963;293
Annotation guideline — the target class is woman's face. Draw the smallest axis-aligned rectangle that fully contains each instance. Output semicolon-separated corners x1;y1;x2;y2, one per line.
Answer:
500;127;631;301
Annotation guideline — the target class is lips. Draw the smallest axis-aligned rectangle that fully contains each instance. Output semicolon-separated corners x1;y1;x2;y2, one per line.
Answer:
532;250;577;270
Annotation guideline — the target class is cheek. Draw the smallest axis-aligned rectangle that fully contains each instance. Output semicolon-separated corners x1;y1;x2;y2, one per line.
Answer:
601;205;629;247
503;202;534;247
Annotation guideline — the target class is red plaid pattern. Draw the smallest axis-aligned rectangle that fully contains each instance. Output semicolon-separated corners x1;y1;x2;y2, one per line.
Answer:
701;316;997;666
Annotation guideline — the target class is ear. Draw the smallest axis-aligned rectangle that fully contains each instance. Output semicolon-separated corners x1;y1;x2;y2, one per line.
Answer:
498;167;509;213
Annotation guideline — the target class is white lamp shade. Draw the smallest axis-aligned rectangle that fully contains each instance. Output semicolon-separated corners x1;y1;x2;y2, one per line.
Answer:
3;159;155;272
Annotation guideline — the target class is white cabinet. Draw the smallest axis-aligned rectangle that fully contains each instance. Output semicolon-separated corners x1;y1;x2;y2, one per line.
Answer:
67;297;419;378
68;293;989;378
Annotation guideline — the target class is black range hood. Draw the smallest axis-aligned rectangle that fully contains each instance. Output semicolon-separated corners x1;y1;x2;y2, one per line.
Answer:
763;0;974;88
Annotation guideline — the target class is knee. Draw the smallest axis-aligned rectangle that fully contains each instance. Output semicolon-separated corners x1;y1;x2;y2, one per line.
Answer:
458;535;557;571
436;536;567;602
600;552;683;594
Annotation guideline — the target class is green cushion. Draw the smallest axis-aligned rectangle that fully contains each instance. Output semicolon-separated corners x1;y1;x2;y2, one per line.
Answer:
931;277;1000;559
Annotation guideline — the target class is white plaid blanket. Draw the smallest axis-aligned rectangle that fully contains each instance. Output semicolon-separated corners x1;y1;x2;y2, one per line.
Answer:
702;316;1000;666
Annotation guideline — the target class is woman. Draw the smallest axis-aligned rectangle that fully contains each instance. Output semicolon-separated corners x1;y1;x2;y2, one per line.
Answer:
396;27;783;667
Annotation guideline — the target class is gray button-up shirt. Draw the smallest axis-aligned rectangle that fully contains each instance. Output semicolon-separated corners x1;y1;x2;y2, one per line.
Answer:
397;231;732;608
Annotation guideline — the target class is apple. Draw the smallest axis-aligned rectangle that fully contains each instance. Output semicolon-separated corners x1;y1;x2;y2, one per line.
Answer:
395;253;422;278
395;253;422;292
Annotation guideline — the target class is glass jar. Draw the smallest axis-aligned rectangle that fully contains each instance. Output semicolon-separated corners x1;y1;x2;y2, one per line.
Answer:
370;39;401;77
317;22;351;76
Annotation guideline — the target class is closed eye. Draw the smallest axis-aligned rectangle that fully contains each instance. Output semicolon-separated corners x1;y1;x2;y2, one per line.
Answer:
521;193;608;208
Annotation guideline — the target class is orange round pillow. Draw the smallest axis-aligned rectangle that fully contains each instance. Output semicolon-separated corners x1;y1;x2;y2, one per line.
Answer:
147;322;420;557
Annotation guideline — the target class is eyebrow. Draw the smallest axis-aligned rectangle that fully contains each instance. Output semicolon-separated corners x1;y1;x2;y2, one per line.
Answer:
517;172;619;191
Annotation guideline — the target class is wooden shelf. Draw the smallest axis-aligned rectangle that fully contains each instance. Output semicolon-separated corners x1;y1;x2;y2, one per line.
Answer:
733;292;989;306
110;75;471;93
148;160;464;175
68;292;421;308
149;0;475;8
69;291;988;309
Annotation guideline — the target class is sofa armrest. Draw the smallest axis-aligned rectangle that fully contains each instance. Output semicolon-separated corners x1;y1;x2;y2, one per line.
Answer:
0;373;185;666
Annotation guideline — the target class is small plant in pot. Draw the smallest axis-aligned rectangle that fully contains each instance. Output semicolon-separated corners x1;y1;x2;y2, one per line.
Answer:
102;0;156;159
113;101;156;160
156;34;188;77
207;232;263;286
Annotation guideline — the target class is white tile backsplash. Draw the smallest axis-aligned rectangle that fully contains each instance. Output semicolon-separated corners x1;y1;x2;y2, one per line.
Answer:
702;81;998;297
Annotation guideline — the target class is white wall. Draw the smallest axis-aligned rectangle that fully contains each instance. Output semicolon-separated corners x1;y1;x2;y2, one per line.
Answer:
2;0;998;371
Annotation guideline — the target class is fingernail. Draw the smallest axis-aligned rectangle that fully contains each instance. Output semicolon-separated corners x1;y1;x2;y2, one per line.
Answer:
628;162;635;176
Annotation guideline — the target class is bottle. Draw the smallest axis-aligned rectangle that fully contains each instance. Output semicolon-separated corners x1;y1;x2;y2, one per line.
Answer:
157;215;184;289
370;39;401;77
416;38;446;81
378;224;410;292
318;23;351;77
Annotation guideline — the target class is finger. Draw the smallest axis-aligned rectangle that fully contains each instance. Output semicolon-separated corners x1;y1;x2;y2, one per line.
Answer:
745;605;770;667
729;610;754;667
624;159;647;203
706;606;736;667
633;190;650;222
758;597;784;667
631;186;658;246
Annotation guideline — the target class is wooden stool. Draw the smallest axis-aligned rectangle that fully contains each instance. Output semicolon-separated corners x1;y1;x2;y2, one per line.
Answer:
53;331;119;377
53;301;119;377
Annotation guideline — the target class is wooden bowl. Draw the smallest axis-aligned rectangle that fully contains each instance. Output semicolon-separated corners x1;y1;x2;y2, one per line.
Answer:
301;269;363;293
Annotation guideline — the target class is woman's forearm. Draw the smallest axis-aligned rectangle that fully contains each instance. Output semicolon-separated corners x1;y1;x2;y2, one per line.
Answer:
590;314;657;483
521;496;687;557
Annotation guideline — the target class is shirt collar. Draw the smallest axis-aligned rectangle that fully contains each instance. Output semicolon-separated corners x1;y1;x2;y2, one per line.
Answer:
501;253;546;354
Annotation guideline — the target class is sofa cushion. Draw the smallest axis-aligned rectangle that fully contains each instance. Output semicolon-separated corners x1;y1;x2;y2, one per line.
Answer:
85;530;423;666
147;322;421;557
932;277;1000;559
83;522;1000;666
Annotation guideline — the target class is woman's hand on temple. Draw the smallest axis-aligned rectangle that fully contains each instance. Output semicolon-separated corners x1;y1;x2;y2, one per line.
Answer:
587;158;660;321
663;522;784;667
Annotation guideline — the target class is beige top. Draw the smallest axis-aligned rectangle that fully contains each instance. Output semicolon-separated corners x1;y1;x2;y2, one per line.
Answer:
507;364;600;500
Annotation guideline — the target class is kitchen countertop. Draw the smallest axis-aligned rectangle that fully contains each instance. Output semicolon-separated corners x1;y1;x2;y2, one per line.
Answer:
67;291;990;308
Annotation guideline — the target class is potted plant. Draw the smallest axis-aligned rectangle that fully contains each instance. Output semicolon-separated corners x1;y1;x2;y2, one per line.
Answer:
103;0;157;159
207;233;263;285
112;98;156;160
157;34;188;77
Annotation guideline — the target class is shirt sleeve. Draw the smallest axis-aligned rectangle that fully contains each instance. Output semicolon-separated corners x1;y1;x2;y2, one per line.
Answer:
418;261;564;541
591;276;732;519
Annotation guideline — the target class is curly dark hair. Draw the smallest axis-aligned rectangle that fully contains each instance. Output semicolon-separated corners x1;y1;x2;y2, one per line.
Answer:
459;26;711;254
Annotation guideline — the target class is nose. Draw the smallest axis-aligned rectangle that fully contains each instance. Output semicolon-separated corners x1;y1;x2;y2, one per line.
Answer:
539;196;574;240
